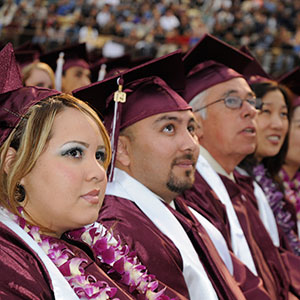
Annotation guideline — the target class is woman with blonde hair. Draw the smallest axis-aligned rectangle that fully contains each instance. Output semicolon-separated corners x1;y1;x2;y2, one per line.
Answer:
22;61;56;89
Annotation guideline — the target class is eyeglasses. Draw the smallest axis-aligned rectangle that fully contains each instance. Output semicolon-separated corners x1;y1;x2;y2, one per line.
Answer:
193;96;262;113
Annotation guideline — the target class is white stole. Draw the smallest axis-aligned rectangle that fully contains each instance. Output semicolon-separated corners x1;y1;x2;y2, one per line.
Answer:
196;155;257;275
253;179;280;247
235;167;280;247
188;206;234;275
0;207;80;300
106;168;218;300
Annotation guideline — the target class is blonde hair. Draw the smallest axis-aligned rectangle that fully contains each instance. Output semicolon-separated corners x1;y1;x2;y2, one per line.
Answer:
0;93;111;217
22;62;56;89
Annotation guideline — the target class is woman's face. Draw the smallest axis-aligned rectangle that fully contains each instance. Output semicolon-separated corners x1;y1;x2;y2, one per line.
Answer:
285;106;300;167
21;107;107;236
25;68;53;89
255;89;289;161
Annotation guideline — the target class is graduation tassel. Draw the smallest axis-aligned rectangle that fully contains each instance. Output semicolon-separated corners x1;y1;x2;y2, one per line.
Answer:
55;52;65;91
108;76;126;182
97;63;107;81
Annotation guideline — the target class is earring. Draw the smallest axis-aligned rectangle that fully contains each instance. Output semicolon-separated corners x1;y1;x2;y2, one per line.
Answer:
16;183;25;202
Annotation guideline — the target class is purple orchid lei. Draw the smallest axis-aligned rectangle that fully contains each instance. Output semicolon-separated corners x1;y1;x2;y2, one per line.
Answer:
253;164;300;256
279;168;300;230
9;208;174;300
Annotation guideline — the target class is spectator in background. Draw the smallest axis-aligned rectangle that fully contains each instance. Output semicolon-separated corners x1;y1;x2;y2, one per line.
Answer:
159;8;180;32
78;17;99;52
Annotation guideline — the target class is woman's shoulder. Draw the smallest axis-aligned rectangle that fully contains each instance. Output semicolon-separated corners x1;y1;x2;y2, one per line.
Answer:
0;222;54;299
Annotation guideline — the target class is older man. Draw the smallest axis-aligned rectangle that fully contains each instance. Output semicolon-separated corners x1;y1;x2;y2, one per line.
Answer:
180;33;300;299
74;51;270;300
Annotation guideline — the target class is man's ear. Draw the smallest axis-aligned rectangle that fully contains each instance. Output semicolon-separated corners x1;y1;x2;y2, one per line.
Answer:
3;147;17;175
116;135;131;167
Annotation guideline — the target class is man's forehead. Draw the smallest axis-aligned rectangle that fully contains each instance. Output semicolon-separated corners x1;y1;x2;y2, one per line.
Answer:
208;77;253;97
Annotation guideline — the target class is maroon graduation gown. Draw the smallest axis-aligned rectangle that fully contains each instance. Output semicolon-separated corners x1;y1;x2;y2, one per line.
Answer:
0;221;179;300
234;170;300;297
181;169;293;300
99;195;271;300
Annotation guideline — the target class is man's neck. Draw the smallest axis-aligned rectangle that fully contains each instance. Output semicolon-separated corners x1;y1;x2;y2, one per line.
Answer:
113;166;176;204
199;146;238;181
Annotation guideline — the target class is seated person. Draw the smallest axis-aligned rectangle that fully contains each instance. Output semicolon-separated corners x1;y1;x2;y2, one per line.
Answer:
0;43;182;300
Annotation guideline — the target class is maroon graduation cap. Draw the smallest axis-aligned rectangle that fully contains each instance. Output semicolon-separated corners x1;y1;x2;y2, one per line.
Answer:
73;50;189;180
182;34;254;102
277;67;300;108
0;43;59;147
15;50;40;69
39;43;90;73
90;54;132;82
239;46;272;84
15;41;44;54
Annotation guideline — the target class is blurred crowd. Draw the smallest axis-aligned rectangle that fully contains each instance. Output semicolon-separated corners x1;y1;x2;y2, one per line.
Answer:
1;0;300;77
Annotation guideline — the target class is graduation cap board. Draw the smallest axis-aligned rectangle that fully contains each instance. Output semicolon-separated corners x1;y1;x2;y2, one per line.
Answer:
239;46;272;84
15;50;40;69
90;54;132;83
182;34;254;102
277;67;300;108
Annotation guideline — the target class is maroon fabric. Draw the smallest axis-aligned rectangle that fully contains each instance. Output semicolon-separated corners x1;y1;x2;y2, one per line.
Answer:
222;173;289;300
239;46;272;84
99;195;189;298
182;60;243;103
0;222;134;300
292;96;300;108
104;76;190;133
62;58;90;72
73;50;187;115
181;170;294;300
0;86;60;147
15;50;40;69
235;171;300;297
182;34;252;78
277;66;300;96
0;43;23;94
181;34;253;103
99;195;270;300
179;171;233;246
173;197;271;300
0;42;60;147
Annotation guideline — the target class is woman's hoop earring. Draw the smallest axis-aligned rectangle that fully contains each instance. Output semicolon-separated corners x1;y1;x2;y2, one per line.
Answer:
16;183;25;202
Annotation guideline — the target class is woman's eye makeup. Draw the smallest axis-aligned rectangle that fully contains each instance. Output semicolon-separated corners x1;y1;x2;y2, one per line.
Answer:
60;143;86;158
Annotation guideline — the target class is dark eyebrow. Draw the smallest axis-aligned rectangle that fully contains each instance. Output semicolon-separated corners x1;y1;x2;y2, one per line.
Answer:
154;115;182;124
262;102;288;109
